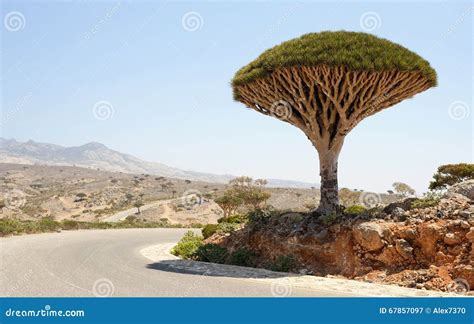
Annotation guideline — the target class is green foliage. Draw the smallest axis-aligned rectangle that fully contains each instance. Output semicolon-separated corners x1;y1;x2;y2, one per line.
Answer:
202;224;218;239
247;207;277;224
170;231;203;259
320;212;338;225
344;205;367;216
37;217;60;232
229;248;256;267
220;214;248;224
232;31;437;94
216;222;240;234
269;255;296;272
60;219;80;230
411;191;442;209
195;244;228;263
429;163;474;190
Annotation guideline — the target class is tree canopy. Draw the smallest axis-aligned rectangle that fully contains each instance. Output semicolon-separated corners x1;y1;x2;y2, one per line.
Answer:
232;31;437;94
429;163;474;190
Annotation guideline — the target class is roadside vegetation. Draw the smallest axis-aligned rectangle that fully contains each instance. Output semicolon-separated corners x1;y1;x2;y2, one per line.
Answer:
0;217;203;237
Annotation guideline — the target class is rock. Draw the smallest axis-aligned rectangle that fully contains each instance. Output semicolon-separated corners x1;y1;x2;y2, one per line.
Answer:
466;228;474;242
383;198;417;214
447;180;474;200
452;265;474;290
353;222;385;251
395;239;414;259
443;233;462;245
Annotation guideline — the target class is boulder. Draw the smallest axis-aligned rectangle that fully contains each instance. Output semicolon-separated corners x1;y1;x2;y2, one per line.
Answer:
443;233;462;246
353;222;385;251
383;198;417;214
447;180;474;200
395;239;414;259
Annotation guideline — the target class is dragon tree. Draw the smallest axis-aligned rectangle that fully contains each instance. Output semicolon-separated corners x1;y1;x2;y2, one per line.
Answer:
231;31;437;214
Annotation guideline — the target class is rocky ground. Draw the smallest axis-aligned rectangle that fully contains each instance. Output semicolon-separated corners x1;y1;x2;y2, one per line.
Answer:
0;163;396;225
208;181;474;294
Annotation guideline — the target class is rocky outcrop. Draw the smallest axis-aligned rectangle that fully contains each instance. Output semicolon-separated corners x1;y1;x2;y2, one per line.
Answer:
448;180;474;200
209;194;474;293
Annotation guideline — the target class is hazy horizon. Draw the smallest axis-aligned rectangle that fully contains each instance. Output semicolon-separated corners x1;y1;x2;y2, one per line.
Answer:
1;1;472;194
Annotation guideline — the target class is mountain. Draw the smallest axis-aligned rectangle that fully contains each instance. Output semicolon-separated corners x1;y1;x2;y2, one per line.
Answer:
0;138;318;188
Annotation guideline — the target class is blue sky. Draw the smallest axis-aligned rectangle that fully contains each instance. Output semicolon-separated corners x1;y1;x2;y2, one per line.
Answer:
1;0;472;193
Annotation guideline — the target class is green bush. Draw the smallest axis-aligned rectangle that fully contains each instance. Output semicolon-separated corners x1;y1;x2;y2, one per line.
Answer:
224;214;248;224
247;207;276;224
170;231;203;259
269;255;296;272
229;248;256;267
320;212;338;225
202;224;218;239
344;205;367;216
195;244;228;263
411;191;441;209
0;218;25;235
60;219;80;230
37;218;60;232
218;222;240;234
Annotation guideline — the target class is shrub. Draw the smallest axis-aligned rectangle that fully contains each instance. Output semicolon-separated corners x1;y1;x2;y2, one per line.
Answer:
269;255;296;272
0;218;24;235
202;224;218;239
229;248;255;267
60;219;80;230
411;191;442;209
195;244;228;263
247;207;277;224
224;214;248;224
170;231;203;259
344;205;367;216
37;217;60;232
320;212;338;225
216;222;240;234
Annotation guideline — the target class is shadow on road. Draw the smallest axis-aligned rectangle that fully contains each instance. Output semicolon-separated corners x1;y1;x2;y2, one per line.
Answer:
146;259;291;279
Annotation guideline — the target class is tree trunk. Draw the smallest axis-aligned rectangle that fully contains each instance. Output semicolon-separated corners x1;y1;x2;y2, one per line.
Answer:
316;144;343;215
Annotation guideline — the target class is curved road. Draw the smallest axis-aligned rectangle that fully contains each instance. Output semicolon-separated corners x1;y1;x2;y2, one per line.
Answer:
0;229;351;297
0;229;442;297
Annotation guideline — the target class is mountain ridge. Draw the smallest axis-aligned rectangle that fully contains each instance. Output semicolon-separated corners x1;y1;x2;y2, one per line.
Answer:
0;138;319;188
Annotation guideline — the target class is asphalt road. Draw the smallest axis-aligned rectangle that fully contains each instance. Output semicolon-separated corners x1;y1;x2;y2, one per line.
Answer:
0;229;357;297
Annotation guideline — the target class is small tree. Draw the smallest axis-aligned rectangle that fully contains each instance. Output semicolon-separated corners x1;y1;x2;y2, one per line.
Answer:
429;163;474;190
134;201;144;214
392;182;415;197
215;190;243;218
231;31;437;214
